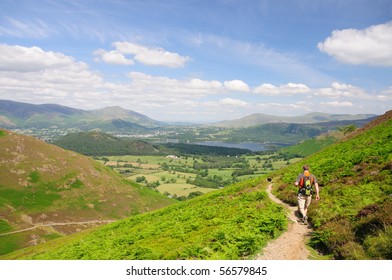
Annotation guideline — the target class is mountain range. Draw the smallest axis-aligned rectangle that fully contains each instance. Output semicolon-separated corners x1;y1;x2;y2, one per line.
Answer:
214;112;377;128
0;100;162;132
0;100;377;131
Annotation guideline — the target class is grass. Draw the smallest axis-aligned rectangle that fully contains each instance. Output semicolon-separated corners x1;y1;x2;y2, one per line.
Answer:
3;177;288;260
106;155;188;166
283;136;337;157
0;220;12;233
0;234;22;255
0;187;61;211
157;183;215;197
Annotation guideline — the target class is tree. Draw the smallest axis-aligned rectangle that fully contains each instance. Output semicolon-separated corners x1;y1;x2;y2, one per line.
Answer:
188;191;203;199
339;125;357;135
135;176;146;183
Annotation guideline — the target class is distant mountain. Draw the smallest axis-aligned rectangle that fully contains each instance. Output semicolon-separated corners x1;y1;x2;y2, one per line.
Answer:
213;112;377;128
0;101;84;119
0;100;162;132
223;117;376;145
0;129;174;255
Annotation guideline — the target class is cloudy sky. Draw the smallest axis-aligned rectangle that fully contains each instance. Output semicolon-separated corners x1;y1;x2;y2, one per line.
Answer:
0;0;391;123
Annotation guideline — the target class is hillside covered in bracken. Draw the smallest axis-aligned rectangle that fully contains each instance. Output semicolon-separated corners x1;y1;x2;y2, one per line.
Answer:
274;110;392;259
0;130;174;255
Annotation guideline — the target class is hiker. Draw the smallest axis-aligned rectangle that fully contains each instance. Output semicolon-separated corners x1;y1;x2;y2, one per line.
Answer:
295;165;320;225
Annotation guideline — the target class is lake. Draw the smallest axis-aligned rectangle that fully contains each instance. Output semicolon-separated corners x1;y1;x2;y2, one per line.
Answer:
195;141;269;152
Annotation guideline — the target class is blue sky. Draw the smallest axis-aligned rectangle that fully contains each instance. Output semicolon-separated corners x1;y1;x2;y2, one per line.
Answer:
0;0;391;122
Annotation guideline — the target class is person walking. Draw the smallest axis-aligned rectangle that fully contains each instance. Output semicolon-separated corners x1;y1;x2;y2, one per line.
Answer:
295;165;320;225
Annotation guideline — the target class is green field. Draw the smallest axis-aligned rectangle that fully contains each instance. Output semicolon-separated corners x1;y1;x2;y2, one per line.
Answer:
101;154;302;198
157;183;216;197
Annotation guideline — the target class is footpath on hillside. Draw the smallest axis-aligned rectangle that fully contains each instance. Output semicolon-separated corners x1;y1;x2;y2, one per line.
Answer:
255;184;312;260
0;220;116;237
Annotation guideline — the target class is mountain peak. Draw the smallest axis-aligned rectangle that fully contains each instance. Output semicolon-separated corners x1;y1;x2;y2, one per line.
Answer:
102;105;125;110
0;100;161;130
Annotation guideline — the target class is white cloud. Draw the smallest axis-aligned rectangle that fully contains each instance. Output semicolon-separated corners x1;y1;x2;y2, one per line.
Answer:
127;72;223;97
377;87;392;100
219;98;247;107
186;78;222;90
253;83;310;95
316;82;367;99
1;44;391;122
98;41;191;68
0;44;104;105
318;21;392;66
321;101;353;107
93;49;134;65
0;44;80;72
223;80;250;92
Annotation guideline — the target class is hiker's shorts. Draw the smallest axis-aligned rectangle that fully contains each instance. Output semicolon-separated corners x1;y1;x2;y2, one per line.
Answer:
298;193;312;211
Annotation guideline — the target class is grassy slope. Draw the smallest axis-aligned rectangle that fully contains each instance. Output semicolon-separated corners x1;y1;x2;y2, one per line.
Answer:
3;177;287;260
282;135;337;157
272;111;392;259
0;130;174;255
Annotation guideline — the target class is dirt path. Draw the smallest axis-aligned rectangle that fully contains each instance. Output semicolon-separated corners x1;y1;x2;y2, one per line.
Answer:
255;184;312;260
0;220;116;237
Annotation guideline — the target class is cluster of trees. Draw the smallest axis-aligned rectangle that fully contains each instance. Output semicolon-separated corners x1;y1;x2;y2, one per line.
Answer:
54;132;161;156
164;143;250;156
163;191;204;201
135;176;163;188
192;155;247;169
232;168;254;177
187;174;231;189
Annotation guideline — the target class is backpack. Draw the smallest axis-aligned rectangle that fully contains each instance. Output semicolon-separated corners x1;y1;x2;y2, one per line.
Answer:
299;173;314;196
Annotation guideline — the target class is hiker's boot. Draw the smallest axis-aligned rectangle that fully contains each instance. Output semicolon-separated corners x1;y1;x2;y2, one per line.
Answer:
303;216;308;225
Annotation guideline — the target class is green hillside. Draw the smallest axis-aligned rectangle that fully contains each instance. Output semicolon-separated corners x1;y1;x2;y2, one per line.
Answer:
53;131;162;156
273;110;392;259
226;120;370;145
3;177;287;260
282;134;339;157
0;130;174;255
53;132;251;157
